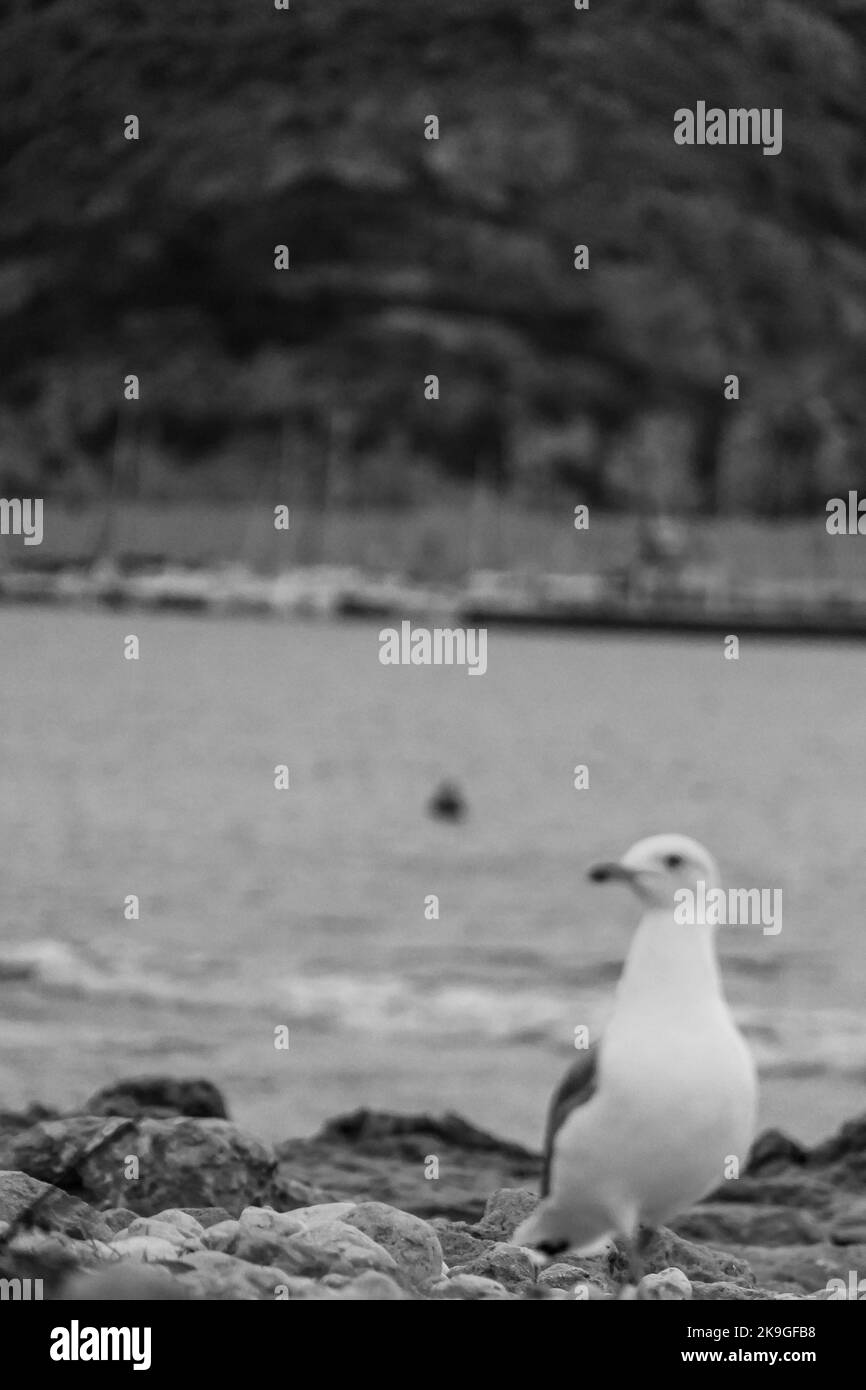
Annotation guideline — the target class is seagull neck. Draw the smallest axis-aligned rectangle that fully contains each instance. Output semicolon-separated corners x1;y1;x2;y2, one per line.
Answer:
618;907;723;1005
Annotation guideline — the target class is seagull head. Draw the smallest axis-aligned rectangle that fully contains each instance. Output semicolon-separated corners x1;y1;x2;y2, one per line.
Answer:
588;833;719;907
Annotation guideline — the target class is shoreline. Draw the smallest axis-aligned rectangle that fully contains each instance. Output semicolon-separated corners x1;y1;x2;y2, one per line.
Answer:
4;559;866;638
1;1075;864;1300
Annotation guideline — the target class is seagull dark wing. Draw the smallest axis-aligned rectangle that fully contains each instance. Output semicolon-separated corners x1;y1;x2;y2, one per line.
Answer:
540;1044;599;1197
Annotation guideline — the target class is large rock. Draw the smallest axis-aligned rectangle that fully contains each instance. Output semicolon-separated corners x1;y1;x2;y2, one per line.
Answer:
102;1207;140;1233
1;1116;275;1216
429;1218;492;1266
0;1171;111;1242
202;1220;241;1253
745;1129;808;1175
147;1209;206;1238
451;1241;536;1292
344;1202;443;1283
275;1108;540;1222
472;1187;538;1242
230;1230;326;1272
0;1116;135;1187
809;1115;866;1190
279;1221;399;1277
82;1077;229;1120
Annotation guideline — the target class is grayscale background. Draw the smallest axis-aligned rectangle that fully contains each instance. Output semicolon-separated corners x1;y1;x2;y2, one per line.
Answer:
1;0;864;1149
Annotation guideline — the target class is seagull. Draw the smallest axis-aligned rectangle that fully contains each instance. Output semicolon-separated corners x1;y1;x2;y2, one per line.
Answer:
513;833;758;1285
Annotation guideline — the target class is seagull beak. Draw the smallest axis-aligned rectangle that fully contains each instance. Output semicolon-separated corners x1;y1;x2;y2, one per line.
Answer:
588;860;637;884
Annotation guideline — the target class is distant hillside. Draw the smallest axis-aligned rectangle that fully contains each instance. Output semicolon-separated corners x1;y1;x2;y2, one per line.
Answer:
1;0;865;513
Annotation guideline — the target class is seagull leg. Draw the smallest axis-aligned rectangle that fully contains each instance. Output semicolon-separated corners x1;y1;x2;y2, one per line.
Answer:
609;1236;643;1296
622;1237;643;1288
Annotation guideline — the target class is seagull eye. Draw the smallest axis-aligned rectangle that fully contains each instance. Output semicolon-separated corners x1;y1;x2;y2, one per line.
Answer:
664;853;684;870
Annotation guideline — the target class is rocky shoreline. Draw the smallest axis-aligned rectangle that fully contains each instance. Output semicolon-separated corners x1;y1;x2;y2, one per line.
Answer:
1;1078;864;1300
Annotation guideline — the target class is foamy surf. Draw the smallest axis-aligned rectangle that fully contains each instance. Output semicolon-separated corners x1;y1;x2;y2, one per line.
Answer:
2;940;866;1081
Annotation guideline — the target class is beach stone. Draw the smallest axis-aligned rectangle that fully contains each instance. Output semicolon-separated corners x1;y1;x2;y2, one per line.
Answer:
429;1218;489;1264
0;1116;132;1187
118;1219;200;1250
111;1234;191;1262
180;1206;233;1228
238;1204;305;1236
149;1208;205;1237
8;1229;114;1276
174;1250;291;1300
280;1220;398;1276
202;1220;241;1252
638;1266;692;1300
0;1170;111;1242
3;1116;275;1216
231;1230;332;1275
673;1203;824;1246
83;1076;229;1120
61;1263;192;1300
452;1240;535;1292
642;1228;756;1286
102;1207;139;1233
344;1201;443;1282
473;1186;538;1241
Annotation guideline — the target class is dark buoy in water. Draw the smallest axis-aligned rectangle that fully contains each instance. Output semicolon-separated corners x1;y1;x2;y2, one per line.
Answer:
428;780;466;822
